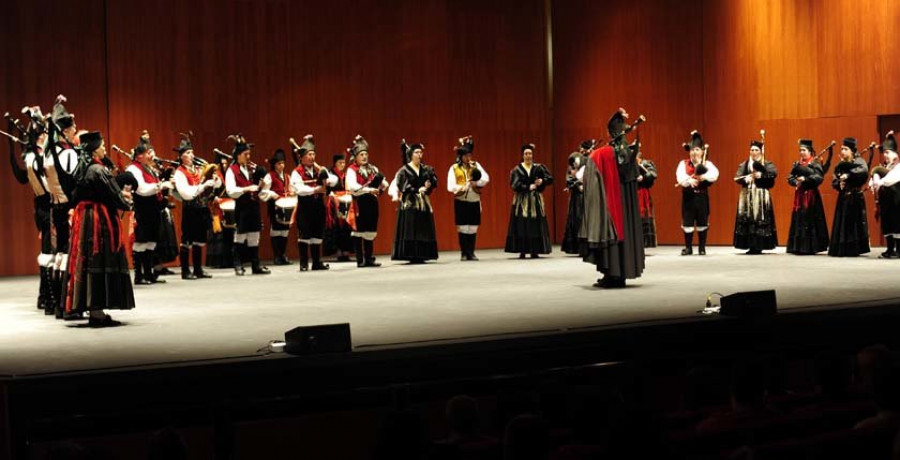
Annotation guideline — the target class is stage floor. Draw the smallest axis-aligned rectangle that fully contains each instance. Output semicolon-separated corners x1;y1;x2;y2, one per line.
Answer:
1;246;898;376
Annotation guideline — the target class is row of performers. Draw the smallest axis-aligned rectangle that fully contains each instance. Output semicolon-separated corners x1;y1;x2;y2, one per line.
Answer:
561;127;900;259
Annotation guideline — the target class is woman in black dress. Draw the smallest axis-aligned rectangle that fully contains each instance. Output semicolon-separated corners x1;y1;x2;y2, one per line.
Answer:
786;139;830;255
505;143;553;258
828;137;870;257
391;141;439;263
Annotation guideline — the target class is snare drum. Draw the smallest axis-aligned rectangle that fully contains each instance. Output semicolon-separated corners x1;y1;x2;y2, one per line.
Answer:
274;197;296;225
219;198;236;229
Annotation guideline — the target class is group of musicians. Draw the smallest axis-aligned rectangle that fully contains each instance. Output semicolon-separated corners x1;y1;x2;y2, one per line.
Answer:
6;95;900;325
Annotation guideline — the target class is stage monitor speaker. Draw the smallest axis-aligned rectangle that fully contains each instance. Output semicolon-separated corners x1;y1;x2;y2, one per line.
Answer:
284;323;351;355
720;290;777;319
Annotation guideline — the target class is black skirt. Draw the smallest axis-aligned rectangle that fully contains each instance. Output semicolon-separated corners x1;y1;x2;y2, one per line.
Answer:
392;206;439;261
561;190;584;254
504;192;552;255
68;203;135;313
156;207;179;262
133;197;161;243
206;228;234;268
828;190;870;257
454;200;482;226
681;191;710;227
878;186;900;235
786;188;829;254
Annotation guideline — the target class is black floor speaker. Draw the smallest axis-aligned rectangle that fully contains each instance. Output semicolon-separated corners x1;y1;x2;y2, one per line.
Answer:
720;290;777;319
284;323;352;355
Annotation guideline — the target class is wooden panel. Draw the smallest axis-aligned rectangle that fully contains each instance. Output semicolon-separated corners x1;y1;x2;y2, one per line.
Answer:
0;0;108;276
104;0;549;262
552;0;705;244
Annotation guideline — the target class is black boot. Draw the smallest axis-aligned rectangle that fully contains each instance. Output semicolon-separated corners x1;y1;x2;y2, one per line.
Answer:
466;233;478;261
193;245;212;278
250;246;270;274
45;267;59;315
298;242;309;271
458;233;467;261
133;252;152;285
180;246;196;280
311;244;329;270
273;237;290;265
681;232;693;256
698;230;708;256
364;239;380;267
355;237;365;267
233;244;245;276
880;236;898;259
38;266;50;310
145;250;165;284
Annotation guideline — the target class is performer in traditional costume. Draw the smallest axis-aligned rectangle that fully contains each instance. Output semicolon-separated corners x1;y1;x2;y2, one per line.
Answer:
153;158;179;277
172;132;219;279
65;131;135;327
346;135;387;267
44;96;83;318
561;141;592;254
6;107;53;313
828;137;870;257
126;131;172;285
391;140;439;263
290;135;337;271
260;149;293;265
504;143;553;258
580;109;645;288
324;152;354;262
733;137;778;254
224;134;270;274
675;130;719;255
446;136;489;261
869;131;900;259
206;149;234;268
636;146;658;248
786;139;831;255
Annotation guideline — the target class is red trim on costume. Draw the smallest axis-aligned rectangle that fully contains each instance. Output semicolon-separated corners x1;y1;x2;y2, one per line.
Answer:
590;146;624;241
178;165;201;186
638;188;653;218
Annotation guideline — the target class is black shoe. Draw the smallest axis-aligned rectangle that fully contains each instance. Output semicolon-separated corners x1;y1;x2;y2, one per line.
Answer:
468;253;479;261
598;276;626;289
134;276;153;285
530;253;540;259
518;253;526;259
234;266;246;276
364;259;381;267
879;250;898;259
745;249;762;255
311;262;330;271
698;247;706;255
149;276;166;284
155;267;176;276
182;271;198;280
194;269;212;279
88;314;122;328
252;265;271;275
57;308;85;321
273;255;291;266
681;248;693;256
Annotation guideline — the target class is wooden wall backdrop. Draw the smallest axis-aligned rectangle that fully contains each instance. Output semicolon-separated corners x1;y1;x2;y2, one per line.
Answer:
4;0;900;276
1;0;549;275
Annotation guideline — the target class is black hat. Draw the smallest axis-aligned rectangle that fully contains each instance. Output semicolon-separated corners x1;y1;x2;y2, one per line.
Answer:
21;106;46;135
750;140;764;149
798;138;814;152
133;130;153;156
521;143;535;154
842;137;857;153
228;133;253;156
295;134;315;157
401;139;424;162
51;95;75;130
269;149;286;168
349;135;369;162
607;108;628;138
78;131;103;154
173;131;194;154
455;136;474;160
568;151;584;168
579;139;596;152
683;130;704;152
332;153;346;165
883;131;897;153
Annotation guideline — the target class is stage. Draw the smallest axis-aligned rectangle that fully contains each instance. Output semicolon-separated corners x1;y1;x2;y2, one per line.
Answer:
0;245;898;376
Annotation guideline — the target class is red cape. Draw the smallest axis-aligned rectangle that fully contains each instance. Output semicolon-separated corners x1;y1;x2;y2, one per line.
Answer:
590;146;624;240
